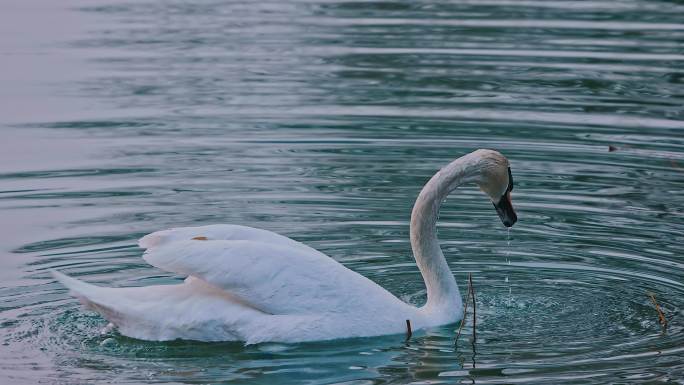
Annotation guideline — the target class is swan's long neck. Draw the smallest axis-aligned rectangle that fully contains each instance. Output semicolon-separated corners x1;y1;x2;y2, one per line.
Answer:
411;155;480;312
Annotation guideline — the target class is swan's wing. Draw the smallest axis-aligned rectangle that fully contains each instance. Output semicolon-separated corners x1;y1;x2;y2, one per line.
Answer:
139;224;321;255
139;226;399;315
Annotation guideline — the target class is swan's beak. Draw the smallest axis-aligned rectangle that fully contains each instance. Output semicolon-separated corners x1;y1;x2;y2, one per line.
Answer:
493;191;517;227
493;167;516;227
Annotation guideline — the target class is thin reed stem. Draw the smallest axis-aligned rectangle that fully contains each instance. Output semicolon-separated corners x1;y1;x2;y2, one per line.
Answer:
469;274;476;344
455;273;472;345
405;319;412;341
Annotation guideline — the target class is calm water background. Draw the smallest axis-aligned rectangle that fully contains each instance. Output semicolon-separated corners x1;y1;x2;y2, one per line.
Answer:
1;0;683;383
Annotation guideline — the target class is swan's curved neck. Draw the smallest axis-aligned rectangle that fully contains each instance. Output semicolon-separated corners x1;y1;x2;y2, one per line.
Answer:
411;155;480;312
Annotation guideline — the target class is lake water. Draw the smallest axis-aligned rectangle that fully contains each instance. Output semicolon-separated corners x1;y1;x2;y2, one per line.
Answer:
1;0;683;383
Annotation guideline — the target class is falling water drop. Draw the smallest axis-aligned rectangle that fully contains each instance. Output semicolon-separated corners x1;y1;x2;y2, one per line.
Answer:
506;227;512;306
506;227;511;265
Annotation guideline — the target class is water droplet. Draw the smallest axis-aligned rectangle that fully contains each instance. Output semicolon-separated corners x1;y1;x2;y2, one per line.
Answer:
100;322;115;335
505;227;512;305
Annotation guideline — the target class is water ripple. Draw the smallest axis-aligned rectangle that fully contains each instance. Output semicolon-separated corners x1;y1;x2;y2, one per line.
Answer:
1;0;683;383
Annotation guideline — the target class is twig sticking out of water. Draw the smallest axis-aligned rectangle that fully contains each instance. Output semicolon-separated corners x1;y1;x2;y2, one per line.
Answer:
648;292;668;330
405;319;412;341
470;274;476;344
455;273;476;345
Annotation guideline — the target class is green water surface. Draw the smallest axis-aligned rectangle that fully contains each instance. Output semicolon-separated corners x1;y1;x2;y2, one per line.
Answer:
1;0;683;384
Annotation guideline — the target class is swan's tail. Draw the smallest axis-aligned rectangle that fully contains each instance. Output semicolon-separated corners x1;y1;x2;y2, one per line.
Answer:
51;270;132;327
52;270;95;299
51;270;261;341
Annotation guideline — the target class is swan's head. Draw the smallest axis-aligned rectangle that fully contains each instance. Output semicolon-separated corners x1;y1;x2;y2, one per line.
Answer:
473;149;517;227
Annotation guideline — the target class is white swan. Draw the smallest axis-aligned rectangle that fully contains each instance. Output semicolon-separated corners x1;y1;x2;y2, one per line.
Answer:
53;149;516;344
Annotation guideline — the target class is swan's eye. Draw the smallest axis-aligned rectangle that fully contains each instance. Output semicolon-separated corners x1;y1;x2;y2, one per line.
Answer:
507;167;514;192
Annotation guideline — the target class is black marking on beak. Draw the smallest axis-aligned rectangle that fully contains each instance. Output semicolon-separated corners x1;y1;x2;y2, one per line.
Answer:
493;167;517;227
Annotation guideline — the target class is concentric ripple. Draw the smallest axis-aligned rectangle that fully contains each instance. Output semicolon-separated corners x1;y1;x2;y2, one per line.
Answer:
1;0;683;383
